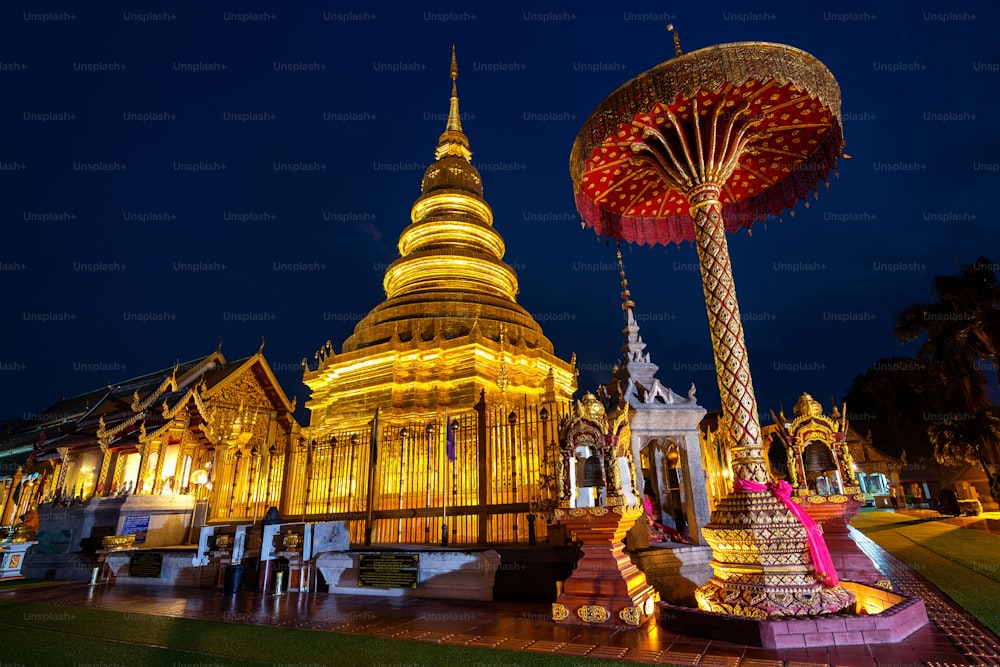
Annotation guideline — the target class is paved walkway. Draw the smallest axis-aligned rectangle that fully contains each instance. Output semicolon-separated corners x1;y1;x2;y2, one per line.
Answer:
3;530;999;666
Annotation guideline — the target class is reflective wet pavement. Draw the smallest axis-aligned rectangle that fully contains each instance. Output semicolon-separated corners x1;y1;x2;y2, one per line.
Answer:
3;527;997;666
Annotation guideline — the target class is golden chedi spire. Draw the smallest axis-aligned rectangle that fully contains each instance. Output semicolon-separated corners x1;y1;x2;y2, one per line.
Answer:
343;47;546;352
436;45;470;161
306;48;576;424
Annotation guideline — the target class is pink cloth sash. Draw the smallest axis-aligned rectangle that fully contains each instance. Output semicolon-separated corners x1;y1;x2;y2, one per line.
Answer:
733;478;839;587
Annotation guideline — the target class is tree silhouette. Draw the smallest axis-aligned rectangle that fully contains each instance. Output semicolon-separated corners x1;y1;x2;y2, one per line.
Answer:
844;357;945;461
895;257;1000;499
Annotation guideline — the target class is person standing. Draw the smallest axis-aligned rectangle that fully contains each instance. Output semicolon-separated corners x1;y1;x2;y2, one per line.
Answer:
889;484;899;510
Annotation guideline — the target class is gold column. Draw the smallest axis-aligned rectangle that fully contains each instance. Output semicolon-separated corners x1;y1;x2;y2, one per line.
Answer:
168;443;186;492
112;451;126;492
136;443;153;494
151;441;167;493
1;466;23;525
54;447;71;497
97;441;112;496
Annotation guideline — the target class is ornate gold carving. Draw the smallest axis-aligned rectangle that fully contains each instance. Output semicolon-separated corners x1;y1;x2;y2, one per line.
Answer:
102;535;136;551
568;508;588;517
618;606;641;626
589;506;608;516
577;605;610;623
551;603;569;621
214;367;269;408
612;504;643;517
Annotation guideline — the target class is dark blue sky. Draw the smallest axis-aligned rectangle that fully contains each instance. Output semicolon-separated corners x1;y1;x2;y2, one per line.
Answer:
2;2;997;426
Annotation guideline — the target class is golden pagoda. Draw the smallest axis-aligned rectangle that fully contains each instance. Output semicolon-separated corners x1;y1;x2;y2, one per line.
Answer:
304;48;576;430
296;50;577;545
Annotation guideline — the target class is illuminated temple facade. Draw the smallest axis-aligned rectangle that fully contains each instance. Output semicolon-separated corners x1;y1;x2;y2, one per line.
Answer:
0;349;301;530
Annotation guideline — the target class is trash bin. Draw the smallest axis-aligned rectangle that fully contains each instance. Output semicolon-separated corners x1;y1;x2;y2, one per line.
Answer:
223;563;245;593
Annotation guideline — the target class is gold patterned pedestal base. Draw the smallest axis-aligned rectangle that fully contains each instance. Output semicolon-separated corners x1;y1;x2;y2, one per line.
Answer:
695;491;855;618
801;494;884;586
552;505;659;628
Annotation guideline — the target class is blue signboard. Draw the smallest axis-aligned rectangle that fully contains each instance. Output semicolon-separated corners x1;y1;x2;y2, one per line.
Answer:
122;514;150;545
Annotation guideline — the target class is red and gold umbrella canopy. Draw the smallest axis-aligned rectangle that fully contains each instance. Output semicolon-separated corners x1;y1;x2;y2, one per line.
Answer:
570;42;843;246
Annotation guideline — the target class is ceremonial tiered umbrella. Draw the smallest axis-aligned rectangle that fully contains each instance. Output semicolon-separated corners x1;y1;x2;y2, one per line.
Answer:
570;31;854;617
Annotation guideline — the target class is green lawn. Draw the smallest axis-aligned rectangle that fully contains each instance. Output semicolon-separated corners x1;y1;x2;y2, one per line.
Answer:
0;598;632;667
852;508;1000;634
0;577;65;590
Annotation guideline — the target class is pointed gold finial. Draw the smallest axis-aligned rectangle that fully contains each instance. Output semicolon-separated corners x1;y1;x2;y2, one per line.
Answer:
615;241;635;312
447;44;461;133
446;44;462;135
436;45;471;161
666;23;683;58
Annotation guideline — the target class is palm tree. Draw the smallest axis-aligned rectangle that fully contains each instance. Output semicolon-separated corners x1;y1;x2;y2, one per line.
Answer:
895;257;1000;499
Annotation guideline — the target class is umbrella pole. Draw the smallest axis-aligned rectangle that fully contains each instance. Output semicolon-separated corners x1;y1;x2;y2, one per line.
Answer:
688;184;767;484
687;184;854;618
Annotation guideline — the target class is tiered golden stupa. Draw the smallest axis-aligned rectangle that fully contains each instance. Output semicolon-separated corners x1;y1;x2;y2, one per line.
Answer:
304;48;577;430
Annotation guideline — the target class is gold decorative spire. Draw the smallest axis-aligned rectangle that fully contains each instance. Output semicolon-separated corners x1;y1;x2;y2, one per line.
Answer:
435;45;472;161
616;242;635;313
666;23;683;58
448;44;460;131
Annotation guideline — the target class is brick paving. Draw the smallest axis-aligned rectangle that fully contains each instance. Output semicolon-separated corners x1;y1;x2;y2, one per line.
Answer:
2;527;997;666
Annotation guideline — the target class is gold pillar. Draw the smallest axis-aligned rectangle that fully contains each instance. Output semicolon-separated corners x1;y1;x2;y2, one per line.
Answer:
136;443;152;494
1;466;23;526
97;442;112;496
54;447;71;497
112;451;126;492
152;441;167;493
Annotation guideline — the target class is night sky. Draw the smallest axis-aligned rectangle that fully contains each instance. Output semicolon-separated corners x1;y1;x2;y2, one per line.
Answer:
2;2;998;428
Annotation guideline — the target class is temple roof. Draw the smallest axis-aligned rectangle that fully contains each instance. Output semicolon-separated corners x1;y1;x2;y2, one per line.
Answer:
0;349;298;463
